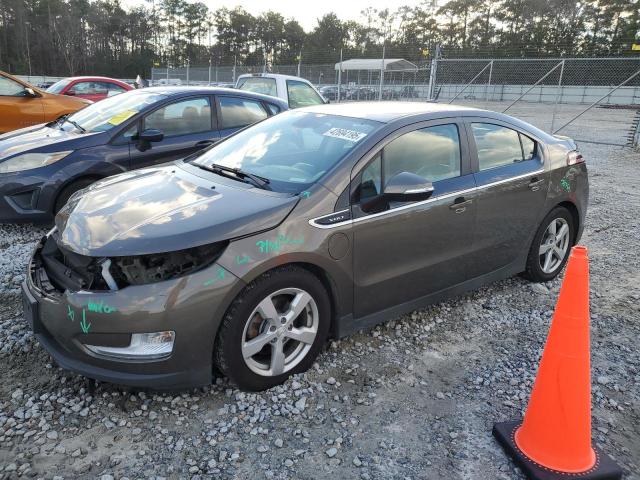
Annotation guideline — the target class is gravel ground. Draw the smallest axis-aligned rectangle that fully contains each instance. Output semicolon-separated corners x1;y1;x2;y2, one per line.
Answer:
0;142;638;480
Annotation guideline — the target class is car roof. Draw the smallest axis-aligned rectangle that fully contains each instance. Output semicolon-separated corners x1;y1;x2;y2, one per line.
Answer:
296;101;485;123
61;76;128;83
237;73;313;83
138;86;288;107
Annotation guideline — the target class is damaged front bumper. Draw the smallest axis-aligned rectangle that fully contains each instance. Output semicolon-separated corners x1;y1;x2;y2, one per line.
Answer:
23;233;244;389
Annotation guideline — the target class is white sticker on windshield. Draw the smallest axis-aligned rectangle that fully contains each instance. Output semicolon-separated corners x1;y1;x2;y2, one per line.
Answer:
323;127;368;142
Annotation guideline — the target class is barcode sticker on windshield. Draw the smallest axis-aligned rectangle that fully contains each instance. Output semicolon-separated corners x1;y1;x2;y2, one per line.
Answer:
323;127;367;142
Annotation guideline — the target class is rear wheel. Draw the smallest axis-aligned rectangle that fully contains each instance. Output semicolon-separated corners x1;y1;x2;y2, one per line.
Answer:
54;178;98;214
214;266;330;391
523;206;575;282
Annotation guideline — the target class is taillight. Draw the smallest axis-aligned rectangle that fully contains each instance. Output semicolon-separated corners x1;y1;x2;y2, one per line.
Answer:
567;150;584;165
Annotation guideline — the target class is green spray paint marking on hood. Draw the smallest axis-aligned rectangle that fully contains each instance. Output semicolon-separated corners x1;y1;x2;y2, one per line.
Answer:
80;309;91;334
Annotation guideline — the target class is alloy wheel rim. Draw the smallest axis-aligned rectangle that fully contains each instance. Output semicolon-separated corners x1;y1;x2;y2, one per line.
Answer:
241;288;319;377
539;217;570;274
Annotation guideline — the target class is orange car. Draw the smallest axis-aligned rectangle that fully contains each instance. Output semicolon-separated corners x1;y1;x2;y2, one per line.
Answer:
0;71;91;134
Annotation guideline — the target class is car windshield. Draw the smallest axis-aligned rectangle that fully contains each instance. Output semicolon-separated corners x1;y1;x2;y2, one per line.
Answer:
46;79;72;94
57;91;165;133
193;111;382;193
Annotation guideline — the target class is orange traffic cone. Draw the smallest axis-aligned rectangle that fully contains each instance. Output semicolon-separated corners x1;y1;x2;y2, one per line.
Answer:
493;246;622;480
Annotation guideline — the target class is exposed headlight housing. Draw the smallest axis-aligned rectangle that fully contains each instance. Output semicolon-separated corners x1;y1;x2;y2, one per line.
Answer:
0;151;72;174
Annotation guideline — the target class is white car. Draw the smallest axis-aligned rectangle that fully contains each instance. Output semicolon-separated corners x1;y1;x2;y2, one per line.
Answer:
235;73;327;109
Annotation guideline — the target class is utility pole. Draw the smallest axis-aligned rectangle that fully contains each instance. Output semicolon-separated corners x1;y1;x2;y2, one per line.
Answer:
297;50;302;78
337;49;343;103
378;42;385;101
25;22;31;77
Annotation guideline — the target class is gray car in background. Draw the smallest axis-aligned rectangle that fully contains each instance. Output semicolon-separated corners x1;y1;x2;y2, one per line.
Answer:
22;102;588;391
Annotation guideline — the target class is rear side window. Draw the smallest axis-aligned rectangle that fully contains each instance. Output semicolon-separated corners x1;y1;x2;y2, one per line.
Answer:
219;96;268;129
265;103;281;115
520;133;536;160
472;123;530;171
286;80;324;109
237;77;277;97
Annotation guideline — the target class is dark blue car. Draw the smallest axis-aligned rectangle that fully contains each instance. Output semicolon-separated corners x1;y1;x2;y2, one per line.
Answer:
0;87;287;223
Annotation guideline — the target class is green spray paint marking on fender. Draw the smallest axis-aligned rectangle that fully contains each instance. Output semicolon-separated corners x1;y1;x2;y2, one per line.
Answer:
235;254;252;265
560;178;571;192
87;300;117;314
203;267;226;286
79;309;91;334
256;234;305;254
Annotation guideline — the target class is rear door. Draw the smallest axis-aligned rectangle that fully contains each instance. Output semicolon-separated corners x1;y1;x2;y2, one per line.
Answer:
465;119;548;277
129;95;219;168
215;95;269;138
351;119;478;318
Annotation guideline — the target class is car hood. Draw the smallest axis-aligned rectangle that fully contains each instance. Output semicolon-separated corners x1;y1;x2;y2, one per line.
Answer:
55;164;299;257
0;125;102;161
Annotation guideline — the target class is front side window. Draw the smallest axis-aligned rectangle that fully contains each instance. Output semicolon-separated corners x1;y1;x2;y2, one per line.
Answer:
144;97;212;137
237;77;277;97
45;79;72;94
286;80;324;109
193;111;381;193
383;124;461;184
355;124;461;207
219;96;268;130
70;82;96;94
472;123;527;171
0;76;27;96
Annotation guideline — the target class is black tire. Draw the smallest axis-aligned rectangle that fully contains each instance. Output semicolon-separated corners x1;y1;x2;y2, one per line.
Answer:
522;206;576;282
214;266;330;391
54;178;98;214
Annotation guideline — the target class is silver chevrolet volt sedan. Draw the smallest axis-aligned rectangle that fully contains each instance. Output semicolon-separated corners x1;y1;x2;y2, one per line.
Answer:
23;102;588;391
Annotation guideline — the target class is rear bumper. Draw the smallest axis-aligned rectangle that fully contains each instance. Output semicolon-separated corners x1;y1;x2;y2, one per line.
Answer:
23;239;244;390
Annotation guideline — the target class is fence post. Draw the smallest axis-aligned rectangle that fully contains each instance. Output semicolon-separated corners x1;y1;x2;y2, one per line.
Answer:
485;60;494;102
208;59;212;86
166;63;169;85
297;51;302;77
427;46;439;101
186;62;190;85
378;43;385;101
337;49;342;103
550;59;566;133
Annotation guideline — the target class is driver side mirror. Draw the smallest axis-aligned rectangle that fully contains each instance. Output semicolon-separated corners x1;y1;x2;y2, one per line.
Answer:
24;87;39;98
136;128;164;151
383;171;434;201
139;129;164;143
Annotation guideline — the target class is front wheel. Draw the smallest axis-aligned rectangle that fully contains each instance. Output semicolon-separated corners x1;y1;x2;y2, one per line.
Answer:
214;266;330;391
523;206;575;282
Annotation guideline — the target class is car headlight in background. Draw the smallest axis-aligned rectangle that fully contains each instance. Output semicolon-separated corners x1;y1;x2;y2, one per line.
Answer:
0;151;72;174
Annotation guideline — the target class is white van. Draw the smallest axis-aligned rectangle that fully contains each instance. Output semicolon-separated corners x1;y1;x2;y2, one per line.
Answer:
235;73;327;109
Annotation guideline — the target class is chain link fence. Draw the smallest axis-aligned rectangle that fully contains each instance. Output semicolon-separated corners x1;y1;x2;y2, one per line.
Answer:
152;57;640;148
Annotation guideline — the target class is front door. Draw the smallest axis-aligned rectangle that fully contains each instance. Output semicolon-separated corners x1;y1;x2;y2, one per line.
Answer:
130;95;220;168
0;75;43;132
465;120;549;277
352;121;478;318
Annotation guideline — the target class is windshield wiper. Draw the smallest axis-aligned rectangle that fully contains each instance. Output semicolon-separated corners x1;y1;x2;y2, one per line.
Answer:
61;117;86;133
196;163;271;190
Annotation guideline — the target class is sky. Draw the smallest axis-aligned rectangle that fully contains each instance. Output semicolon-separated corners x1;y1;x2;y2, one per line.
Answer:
126;0;404;32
